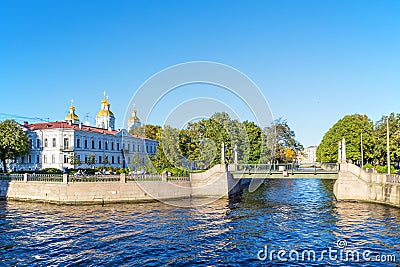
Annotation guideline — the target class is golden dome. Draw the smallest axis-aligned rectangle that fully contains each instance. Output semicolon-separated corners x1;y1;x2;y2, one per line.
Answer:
128;109;141;122
101;98;110;106
96;93;114;118
65;113;80;121
65;105;80;121
96;109;115;117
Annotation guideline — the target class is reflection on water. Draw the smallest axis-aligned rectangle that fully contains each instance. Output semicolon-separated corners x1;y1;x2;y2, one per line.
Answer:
0;179;399;266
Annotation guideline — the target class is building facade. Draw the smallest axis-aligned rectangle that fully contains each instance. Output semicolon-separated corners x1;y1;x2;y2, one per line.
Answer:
5;95;157;172
298;145;317;164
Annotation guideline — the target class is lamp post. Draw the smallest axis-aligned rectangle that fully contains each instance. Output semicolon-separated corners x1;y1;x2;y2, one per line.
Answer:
361;132;364;168
387;117;390;175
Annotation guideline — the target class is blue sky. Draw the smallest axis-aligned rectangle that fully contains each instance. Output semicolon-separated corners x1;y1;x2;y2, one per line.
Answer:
1;0;399;147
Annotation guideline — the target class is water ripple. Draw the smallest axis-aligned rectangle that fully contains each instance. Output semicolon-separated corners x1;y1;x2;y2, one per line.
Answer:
0;179;399;266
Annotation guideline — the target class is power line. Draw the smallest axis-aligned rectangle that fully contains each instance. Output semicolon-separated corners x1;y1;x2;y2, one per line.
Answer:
0;113;50;123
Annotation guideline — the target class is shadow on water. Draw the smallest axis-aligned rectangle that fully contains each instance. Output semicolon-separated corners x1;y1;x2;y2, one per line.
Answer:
0;180;10;201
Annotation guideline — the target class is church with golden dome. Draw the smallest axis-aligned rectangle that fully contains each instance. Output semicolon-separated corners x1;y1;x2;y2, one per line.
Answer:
95;94;116;130
6;93;156;172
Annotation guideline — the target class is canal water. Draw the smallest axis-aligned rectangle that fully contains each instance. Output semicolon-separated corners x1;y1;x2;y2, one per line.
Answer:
0;179;399;266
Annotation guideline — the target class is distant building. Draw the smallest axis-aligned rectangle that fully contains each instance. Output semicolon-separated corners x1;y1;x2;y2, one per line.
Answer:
4;94;157;172
298;146;317;164
127;108;141;131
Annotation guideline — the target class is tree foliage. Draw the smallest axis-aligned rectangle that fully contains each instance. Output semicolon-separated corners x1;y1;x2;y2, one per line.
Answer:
264;118;303;163
130;124;162;141
373;113;400;164
0;120;31;172
148;113;302;172
317;114;375;163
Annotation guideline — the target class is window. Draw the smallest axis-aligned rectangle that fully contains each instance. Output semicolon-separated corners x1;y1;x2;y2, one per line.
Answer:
52;138;56;147
44;138;48;147
63;155;69;164
99;141;102;149
117;143;120;150
92;140;95;149
105;141;108;150
76;138;81;148
117;156;120;164
111;142;114;150
28;155;32;163
29;139;33;148
112;156;114;164
36;155;39;163
133;143;135;152
52;155;55;163
44;155;47;163
36;139;40;148
146;145;149;153
84;139;88;149
128;143;130;151
99;156;102;164
64;138;69;149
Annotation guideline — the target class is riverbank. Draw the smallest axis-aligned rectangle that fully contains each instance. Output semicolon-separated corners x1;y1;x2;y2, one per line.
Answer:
334;163;400;208
0;164;246;205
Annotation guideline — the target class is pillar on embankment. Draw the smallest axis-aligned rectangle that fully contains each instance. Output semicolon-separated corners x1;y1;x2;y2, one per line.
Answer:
334;163;400;208
190;164;244;197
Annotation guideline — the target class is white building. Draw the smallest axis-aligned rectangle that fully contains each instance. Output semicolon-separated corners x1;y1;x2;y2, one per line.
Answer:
6;95;157;172
298;145;317;164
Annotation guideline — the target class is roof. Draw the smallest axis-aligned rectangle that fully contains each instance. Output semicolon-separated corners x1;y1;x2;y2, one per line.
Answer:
96;109;115;117
25;121;157;141
27;121;119;135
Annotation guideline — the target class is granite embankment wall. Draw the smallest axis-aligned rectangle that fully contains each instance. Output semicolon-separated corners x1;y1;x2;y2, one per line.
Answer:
334;163;400;208
190;164;244;197
0;173;191;205
0;165;242;204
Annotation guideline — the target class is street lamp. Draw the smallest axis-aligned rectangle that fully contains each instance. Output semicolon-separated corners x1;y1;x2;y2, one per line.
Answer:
387;117;390;175
361;132;364;168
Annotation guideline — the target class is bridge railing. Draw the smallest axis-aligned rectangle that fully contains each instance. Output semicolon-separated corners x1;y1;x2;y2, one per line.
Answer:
28;173;63;182
126;174;162;182
386;175;400;183
0;173;24;181
229;163;339;173
69;175;121;183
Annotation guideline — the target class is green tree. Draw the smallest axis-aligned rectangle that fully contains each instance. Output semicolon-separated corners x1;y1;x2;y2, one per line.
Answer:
264;118;303;163
103;155;109;165
0;120;30;172
317;114;374;163
153;141;172;170
131;152;143;171
69;154;82;167
373;113;400;164
130;124;162;141
243;121;262;163
86;154;96;168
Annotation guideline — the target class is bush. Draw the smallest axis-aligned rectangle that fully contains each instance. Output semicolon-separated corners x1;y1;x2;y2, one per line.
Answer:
38;168;63;174
376;165;396;174
165;167;189;177
363;163;374;169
